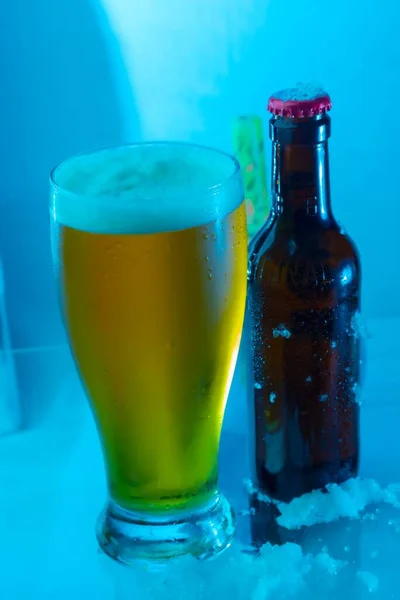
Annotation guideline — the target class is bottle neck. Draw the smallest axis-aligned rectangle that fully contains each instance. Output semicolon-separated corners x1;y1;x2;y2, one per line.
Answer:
271;138;334;229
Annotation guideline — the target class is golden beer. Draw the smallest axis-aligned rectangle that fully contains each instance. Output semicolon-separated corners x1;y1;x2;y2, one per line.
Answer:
51;143;247;561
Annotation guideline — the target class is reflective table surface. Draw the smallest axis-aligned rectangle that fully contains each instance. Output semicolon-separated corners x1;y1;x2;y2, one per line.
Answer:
1;317;399;598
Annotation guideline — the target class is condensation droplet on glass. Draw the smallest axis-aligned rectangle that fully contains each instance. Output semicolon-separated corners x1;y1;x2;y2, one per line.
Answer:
331;340;337;349
320;394;329;402
205;256;209;262
269;392;276;403
208;268;213;280
305;376;312;383
254;382;262;390
344;545;350;553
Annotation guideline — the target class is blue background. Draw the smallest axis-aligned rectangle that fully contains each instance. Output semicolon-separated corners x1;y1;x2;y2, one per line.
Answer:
1;3;400;596
1;0;398;351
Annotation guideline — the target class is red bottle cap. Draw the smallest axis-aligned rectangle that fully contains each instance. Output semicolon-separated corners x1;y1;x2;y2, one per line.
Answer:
267;84;332;118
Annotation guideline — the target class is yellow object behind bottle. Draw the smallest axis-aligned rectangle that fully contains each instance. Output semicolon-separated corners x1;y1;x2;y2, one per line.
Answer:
232;116;270;239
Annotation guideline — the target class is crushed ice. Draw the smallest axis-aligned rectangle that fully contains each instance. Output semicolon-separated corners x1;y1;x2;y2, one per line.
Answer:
350;311;371;340
243;478;274;504
118;475;400;598
122;542;349;600
276;477;400;530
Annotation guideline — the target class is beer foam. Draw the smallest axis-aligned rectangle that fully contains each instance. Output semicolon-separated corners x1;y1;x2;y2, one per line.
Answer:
51;143;243;234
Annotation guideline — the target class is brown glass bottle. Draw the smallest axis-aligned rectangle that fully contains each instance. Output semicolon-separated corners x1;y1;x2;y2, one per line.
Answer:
246;89;361;502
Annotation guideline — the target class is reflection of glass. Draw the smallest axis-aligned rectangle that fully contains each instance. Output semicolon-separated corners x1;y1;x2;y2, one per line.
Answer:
50;142;247;563
0;257;20;436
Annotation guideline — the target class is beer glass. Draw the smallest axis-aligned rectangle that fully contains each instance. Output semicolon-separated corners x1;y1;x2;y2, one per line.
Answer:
50;142;247;563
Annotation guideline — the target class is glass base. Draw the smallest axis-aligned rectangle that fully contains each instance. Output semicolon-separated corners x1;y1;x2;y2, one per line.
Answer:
96;495;235;564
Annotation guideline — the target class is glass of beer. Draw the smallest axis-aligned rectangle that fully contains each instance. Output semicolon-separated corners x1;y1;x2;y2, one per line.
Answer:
50;142;247;563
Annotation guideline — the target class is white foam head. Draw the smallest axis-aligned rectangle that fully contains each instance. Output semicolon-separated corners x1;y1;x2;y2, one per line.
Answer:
50;143;243;234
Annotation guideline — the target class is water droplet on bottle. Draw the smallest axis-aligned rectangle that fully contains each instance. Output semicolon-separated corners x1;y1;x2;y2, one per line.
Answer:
273;325;291;339
254;382;262;390
320;394;329;402
288;240;296;255
269;392;276;403
331;340;337;349
305;376;312;383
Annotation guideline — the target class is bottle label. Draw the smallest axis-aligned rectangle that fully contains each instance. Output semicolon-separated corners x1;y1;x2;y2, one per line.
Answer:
260;258;334;291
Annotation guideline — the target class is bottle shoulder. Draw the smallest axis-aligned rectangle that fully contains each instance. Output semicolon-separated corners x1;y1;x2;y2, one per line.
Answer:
249;218;360;271
248;218;361;300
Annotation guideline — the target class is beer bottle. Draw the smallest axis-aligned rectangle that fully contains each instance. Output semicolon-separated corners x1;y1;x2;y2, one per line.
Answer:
246;87;361;502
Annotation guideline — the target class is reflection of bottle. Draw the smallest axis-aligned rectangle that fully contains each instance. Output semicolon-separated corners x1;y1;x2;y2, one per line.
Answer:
0;258;20;435
247;86;361;502
249;494;286;548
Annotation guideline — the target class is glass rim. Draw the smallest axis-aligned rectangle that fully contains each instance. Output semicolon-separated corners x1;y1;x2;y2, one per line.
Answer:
49;141;241;204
